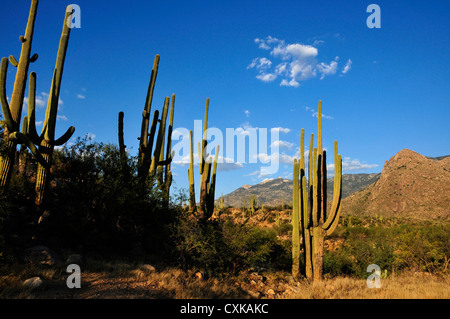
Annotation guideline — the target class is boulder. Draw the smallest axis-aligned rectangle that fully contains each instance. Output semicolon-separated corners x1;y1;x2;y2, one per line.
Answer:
23;277;43;290
24;246;61;266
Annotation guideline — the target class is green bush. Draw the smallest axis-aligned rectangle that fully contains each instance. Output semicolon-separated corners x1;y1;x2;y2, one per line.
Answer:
172;216;290;274
323;219;450;278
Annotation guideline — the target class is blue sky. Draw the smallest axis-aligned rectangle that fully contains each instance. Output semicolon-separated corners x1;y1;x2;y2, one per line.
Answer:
1;0;449;198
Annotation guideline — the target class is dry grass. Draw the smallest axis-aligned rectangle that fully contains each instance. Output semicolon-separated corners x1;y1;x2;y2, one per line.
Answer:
1;261;448;299
283;272;450;299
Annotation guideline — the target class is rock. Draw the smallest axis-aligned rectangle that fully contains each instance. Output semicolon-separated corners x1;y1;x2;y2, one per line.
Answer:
195;271;203;280
140;264;156;273
23;277;43;290
24;246;61;266
246;290;261;299
266;289;275;296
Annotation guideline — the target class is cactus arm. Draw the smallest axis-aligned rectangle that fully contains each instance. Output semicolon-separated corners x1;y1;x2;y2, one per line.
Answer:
9;0;39;125
206;145;219;214
118;111;126;154
199;98;209;174
164;94;175;183
139;54;160;158
317;100;322;155
42;5;72;141
8;55;19;68
209;145;219;194
188;130;196;212
322;143;341;230
54;126;75;146
0;58;14;131
30;53;38;63
22;116;28;134
25;71;41;144
149;97;169;176
326;202;342;236
323;153;342;233
312;147;318;227
292;159;300;278
322;150;327;221
8;131;48;168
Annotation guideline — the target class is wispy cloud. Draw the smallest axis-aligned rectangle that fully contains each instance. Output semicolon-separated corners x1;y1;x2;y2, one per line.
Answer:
328;157;378;172
305;106;334;120
77;94;86;99
244;110;250;117
270;140;294;150
342;59;352;74
57;115;68;121
248;36;351;87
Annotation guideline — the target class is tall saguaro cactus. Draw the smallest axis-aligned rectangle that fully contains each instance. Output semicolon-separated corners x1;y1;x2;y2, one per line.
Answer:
188;130;196;212
138;54;160;179
292;101;342;281
11;5;76;206
188;98;219;220
155;94;175;204
0;0;39;191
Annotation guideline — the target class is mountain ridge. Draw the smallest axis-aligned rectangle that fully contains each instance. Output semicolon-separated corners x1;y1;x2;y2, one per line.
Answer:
219;173;381;208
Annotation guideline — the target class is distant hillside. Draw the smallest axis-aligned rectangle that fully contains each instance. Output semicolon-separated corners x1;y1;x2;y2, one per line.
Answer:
219;173;381;208
342;149;450;220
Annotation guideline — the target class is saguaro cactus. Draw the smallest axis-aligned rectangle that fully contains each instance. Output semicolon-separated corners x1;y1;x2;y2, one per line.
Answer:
188;130;197;212
10;6;76;206
155;94;175;204
188;98;219;220
138;54;160;179
0;0;39;191
292;101;342;281
198;98;219;220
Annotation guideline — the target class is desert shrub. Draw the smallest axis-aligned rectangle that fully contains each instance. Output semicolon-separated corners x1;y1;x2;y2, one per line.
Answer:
172;216;289;274
323;219;450;278
0;136;181;260
273;222;292;236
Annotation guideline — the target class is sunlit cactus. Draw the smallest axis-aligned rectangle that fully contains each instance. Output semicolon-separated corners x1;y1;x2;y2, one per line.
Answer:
10;6;76;206
188;98;219;220
0;0;39;191
292;101;342;281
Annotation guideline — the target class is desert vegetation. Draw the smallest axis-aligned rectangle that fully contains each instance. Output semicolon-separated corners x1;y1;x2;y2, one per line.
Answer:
0;0;448;300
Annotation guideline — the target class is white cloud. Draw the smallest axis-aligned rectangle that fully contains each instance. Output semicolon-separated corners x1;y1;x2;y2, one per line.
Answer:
270;140;294;150
305;106;334;120
271;127;291;134
327;157;378;172
249;36;350;86
256;72;277;82
77;94;86;99
57;115;68;121
173;152;243;172
257;152;296;165
244;110;250;117
342;59;352;74
316;57;339;80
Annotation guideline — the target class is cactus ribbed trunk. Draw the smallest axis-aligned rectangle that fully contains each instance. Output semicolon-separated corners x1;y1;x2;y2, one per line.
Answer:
0;0;39;192
188;130;196;212
293;101;342;281
292;159;301;279
0;138;17;191
35;139;52;206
